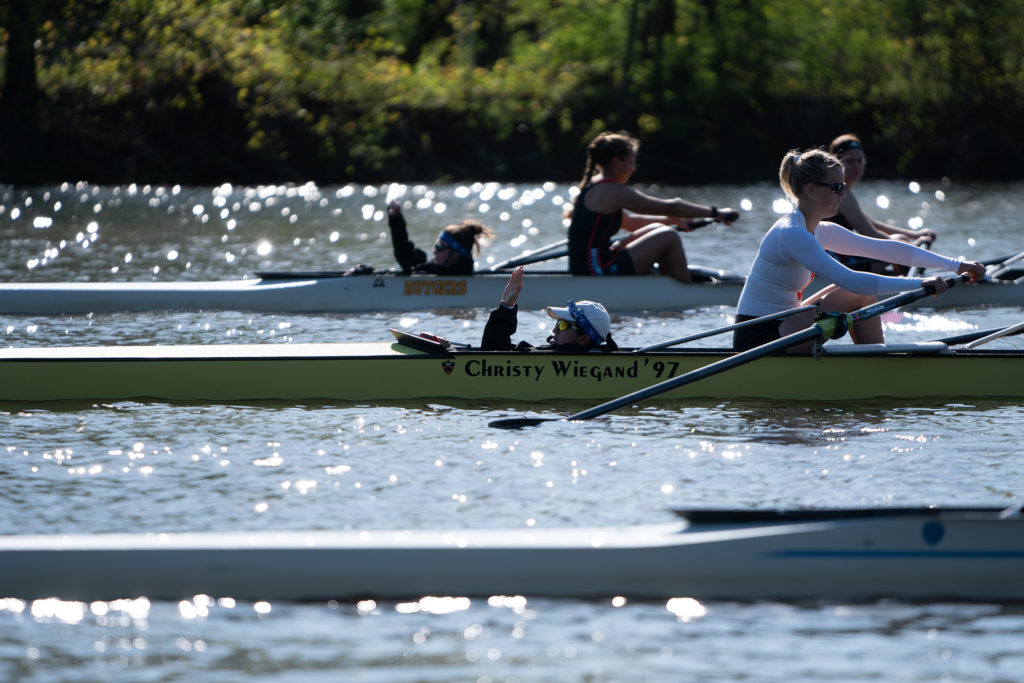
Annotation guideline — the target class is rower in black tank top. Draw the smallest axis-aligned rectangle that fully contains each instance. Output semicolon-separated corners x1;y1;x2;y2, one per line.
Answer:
567;182;635;276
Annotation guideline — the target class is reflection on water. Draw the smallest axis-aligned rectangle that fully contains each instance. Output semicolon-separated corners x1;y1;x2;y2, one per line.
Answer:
1;181;1023;681
2;596;1023;681
5;179;1020;285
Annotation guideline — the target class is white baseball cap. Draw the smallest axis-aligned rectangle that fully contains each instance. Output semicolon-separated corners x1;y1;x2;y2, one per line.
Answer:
546;299;611;343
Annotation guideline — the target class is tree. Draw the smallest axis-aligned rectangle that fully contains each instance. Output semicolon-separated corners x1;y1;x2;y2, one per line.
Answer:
1;0;41;182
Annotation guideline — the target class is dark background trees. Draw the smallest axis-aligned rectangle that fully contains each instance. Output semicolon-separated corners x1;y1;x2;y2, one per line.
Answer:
2;0;1022;185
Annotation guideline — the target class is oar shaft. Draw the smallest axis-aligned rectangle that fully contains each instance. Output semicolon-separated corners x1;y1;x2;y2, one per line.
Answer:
637;305;815;353
488;240;569;271
987;250;1024;279
488;219;719;272
964;320;1024;349
567;325;827;421
489;277;964;429
567;276;962;423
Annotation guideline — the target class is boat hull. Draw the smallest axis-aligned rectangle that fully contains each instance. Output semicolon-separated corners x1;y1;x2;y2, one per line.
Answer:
0;509;1020;602
2;271;1020;314
1;342;1022;403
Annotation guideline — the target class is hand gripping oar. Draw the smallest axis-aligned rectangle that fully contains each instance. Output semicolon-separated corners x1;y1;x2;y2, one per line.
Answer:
636;305;815;353
486;218;719;272
488;275;965;429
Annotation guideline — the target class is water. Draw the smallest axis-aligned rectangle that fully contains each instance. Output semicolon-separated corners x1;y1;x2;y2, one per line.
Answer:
1;179;1023;681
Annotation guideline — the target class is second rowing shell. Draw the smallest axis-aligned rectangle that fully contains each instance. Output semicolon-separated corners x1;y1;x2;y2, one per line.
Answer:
2;268;1021;315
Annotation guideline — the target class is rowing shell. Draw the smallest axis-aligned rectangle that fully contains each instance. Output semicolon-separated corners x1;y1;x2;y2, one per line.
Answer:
2;266;1021;314
0;507;1019;601
1;337;1021;403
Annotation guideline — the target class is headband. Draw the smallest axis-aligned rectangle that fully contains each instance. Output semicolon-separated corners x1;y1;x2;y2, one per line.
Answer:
438;231;473;260
832;139;863;156
568;299;604;343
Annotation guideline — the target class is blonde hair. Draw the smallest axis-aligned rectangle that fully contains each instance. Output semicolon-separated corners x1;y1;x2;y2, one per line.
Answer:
577;131;639;191
779;149;843;201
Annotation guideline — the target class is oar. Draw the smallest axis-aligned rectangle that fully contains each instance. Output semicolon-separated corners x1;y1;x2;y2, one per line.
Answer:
636;304;816;353
488;276;965;429
486;218;719;272
985;249;1024;280
487;239;570;271
932;322;1024;346
963;321;1024;349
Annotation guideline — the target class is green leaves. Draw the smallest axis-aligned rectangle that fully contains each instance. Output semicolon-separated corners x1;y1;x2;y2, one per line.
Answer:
8;0;1024;183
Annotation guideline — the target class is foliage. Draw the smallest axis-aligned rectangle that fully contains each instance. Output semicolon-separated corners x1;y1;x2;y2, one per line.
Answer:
1;0;1023;183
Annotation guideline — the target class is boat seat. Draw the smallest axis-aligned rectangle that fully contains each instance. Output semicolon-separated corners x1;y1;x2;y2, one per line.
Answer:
820;341;951;355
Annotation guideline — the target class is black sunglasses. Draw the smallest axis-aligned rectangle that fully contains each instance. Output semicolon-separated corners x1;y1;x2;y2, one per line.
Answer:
810;181;847;195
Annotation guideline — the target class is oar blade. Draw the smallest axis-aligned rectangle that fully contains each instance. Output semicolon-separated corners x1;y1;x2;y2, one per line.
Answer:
488;416;560;429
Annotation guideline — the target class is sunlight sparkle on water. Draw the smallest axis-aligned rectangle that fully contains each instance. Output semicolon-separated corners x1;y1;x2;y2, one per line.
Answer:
31;598;86;624
772;198;793;213
396;596;471;615
666;597;706;622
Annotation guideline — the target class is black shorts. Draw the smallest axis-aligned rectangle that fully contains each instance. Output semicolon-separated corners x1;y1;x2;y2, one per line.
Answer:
732;314;782;351
606;250;635;275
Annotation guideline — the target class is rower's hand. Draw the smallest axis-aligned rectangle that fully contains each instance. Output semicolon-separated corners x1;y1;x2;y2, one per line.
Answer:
922;275;949;296
387;200;402;216
500;266;525;307
957;260;986;283
717;208;740;224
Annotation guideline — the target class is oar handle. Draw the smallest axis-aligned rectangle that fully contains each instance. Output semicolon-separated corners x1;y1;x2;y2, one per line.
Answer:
683;217;717;230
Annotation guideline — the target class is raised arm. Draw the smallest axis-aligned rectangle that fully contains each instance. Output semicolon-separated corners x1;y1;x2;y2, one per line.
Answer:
388;201;427;272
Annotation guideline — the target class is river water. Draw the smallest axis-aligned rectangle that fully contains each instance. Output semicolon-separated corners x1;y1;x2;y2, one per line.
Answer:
1;179;1023;681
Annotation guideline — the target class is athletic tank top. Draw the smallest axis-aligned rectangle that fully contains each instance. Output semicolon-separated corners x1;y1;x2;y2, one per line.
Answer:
568;182;623;275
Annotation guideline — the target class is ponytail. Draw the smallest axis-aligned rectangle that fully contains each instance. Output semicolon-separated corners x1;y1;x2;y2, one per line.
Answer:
578;131;639;191
779;148;842;200
446;220;495;257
